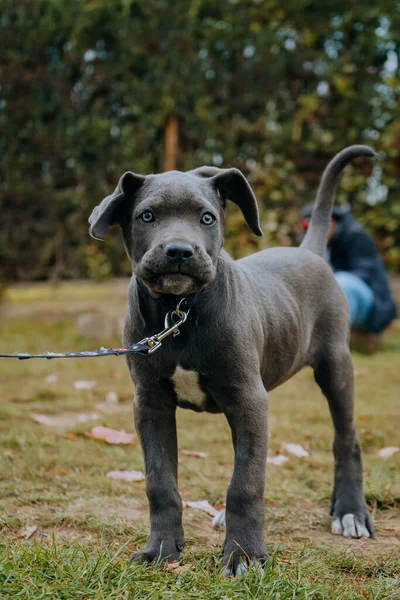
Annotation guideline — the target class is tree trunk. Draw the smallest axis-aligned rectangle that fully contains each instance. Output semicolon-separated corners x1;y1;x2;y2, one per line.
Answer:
164;114;178;171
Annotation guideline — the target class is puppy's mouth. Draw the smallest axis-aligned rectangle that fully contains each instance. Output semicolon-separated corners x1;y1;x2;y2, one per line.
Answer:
142;273;203;297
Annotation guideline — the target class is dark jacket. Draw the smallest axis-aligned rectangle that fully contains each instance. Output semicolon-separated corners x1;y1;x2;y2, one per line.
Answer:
328;209;397;333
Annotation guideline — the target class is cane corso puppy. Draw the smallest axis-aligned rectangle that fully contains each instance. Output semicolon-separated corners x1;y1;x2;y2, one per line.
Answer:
89;145;374;575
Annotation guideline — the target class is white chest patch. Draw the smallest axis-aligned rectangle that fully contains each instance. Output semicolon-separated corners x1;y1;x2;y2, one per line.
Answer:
171;366;206;409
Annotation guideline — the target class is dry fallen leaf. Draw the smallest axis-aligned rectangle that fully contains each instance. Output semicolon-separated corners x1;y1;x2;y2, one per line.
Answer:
378;446;399;459
31;412;100;428
181;450;209;459
64;432;80;441
96;392;120;413
110;371;123;379
96;403;115;413
280;442;309;458
267;455;289;466
31;413;62;427
22;525;37;539
73;380;97;391
106;470;145;482
354;368;368;377
88;426;137;445
105;391;119;404
164;561;193;574
184;500;218;517
359;415;372;422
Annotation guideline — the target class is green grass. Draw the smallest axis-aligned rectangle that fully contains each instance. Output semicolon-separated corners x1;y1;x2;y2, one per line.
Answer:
1;541;398;600
0;281;399;599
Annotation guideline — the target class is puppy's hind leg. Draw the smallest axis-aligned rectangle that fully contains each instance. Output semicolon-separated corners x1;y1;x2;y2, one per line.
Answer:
313;345;373;538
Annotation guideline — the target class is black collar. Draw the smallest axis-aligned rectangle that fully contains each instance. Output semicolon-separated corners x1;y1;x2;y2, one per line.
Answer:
136;278;201;312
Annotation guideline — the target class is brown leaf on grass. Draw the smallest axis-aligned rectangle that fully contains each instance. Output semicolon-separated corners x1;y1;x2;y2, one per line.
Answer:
181;450;209;459
64;433;80;441
184;500;218;517
378;446;399;458
164;561;193;574
31;412;100;428
106;470;145;482
22;525;37;539
87;426;137;445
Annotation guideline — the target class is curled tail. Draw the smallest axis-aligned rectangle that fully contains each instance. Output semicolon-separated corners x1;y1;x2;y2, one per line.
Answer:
300;145;376;256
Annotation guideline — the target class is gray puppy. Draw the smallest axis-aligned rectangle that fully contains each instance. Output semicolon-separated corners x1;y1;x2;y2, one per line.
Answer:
89;145;375;576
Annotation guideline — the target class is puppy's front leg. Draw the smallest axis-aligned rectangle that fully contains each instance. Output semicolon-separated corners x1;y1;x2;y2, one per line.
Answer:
222;381;270;576
131;383;184;564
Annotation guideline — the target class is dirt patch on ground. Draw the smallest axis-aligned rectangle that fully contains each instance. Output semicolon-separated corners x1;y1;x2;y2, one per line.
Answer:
64;496;147;523
182;508;400;556
289;522;400;556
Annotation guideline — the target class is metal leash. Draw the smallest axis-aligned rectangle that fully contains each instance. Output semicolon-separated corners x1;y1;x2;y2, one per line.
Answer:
0;298;189;360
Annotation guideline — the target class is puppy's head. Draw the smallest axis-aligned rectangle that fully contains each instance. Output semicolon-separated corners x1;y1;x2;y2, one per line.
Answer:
89;167;262;297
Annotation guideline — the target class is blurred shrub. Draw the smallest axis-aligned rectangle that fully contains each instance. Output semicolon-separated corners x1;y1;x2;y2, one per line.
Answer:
0;0;399;280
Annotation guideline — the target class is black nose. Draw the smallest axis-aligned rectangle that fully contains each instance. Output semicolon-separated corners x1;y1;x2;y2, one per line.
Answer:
165;243;194;263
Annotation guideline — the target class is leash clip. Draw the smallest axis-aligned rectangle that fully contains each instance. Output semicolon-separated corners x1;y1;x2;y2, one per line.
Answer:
0;298;191;360
139;298;190;355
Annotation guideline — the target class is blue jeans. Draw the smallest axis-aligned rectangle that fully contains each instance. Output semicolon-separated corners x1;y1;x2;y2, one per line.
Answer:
335;271;375;329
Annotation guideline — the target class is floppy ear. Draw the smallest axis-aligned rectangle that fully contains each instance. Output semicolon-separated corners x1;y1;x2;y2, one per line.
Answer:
192;166;262;236
88;172;145;240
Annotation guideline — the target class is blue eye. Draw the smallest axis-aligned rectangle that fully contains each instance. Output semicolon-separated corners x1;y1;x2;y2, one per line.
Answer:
201;212;216;226
138;210;155;223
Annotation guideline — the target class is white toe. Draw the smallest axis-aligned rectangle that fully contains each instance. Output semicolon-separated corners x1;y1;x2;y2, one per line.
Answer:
355;518;371;538
212;508;226;530
250;559;264;574
331;517;343;535
235;561;248;577
342;513;357;538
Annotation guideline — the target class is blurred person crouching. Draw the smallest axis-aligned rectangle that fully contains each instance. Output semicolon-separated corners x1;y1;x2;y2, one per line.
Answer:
300;205;397;352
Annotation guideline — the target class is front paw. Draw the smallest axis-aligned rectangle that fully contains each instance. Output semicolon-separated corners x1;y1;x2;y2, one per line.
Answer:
131;538;184;565
223;539;270;577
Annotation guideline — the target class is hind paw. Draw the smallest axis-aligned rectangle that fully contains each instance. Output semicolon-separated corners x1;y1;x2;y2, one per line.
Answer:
331;512;373;539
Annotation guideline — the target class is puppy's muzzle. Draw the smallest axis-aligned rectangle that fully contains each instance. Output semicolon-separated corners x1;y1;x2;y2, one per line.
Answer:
136;241;214;296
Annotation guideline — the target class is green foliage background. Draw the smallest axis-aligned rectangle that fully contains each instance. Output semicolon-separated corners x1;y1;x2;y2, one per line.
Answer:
1;0;399;280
